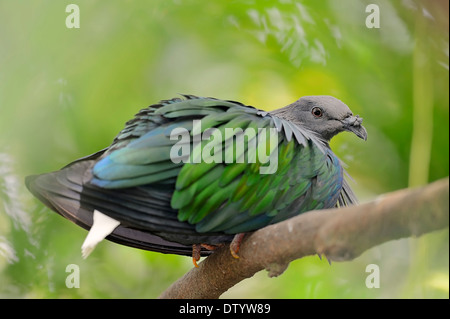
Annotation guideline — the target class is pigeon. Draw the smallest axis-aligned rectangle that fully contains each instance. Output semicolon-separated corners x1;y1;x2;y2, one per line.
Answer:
26;94;367;266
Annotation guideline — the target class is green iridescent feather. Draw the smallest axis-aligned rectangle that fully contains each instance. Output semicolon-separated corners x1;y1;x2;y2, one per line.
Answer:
91;95;345;235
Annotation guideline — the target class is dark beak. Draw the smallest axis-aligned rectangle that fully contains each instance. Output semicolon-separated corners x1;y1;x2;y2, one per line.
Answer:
343;115;367;141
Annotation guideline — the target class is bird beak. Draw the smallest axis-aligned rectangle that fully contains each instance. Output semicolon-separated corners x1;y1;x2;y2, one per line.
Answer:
342;115;368;141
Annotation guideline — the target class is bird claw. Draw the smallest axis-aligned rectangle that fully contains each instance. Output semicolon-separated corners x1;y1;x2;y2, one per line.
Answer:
230;233;246;259
191;243;224;267
192;244;201;268
200;243;221;251
191;235;245;267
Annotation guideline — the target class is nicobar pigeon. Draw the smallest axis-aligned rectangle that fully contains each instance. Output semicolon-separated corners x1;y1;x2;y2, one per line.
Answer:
26;95;367;266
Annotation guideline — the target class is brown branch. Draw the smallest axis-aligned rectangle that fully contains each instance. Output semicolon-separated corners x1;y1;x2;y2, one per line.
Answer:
159;177;449;299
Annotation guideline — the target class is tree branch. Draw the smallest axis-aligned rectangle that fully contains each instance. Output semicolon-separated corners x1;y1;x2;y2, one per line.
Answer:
159;177;449;299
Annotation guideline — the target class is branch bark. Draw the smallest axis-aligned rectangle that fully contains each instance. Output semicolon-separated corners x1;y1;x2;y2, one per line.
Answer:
159;177;449;299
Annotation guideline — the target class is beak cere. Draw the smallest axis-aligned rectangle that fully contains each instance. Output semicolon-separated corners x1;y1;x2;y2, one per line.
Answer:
343;115;368;141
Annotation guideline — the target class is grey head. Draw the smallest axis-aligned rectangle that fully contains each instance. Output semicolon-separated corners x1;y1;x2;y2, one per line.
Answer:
270;95;367;142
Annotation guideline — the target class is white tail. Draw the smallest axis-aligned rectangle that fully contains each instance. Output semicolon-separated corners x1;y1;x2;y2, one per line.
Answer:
81;210;120;259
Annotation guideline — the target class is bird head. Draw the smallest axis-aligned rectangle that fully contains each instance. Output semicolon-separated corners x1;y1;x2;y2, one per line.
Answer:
280;95;367;142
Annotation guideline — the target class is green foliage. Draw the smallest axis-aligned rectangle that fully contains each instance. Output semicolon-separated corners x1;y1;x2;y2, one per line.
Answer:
0;0;448;298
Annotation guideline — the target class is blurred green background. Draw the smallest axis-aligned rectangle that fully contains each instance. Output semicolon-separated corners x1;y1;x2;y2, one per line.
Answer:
0;0;448;298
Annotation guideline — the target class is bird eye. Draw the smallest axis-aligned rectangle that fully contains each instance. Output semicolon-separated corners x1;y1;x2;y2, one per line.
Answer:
312;107;323;118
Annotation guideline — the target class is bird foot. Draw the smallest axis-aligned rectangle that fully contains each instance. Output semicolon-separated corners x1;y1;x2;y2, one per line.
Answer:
230;233;246;259
192;244;201;268
201;243;222;251
191;243;223;267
